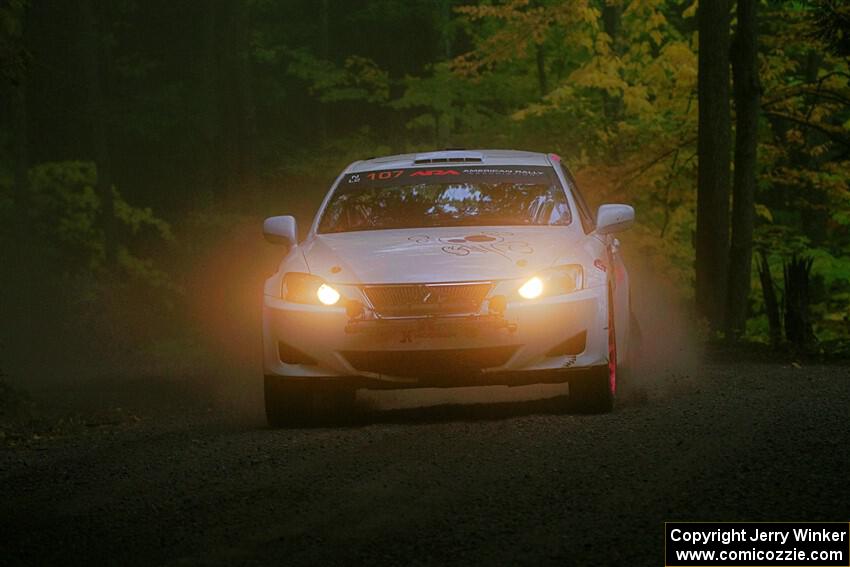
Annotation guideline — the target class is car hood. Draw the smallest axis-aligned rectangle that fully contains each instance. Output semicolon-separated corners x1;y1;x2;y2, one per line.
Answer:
300;226;581;284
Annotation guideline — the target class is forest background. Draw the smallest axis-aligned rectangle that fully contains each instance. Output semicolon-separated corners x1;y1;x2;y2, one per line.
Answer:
1;0;849;384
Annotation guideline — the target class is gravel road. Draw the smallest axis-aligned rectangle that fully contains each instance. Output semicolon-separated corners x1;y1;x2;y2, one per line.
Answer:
2;360;848;566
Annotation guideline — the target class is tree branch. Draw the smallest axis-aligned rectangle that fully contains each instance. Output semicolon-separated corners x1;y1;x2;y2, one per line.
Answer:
618;135;697;189
763;110;850;148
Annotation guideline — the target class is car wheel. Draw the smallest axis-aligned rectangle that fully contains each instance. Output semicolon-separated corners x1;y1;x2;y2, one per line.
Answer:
264;376;356;427
569;284;616;413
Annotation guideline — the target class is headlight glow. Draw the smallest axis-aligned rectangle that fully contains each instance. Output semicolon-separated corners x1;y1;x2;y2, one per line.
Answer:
316;283;341;305
518;276;544;299
283;272;342;306
516;265;584;300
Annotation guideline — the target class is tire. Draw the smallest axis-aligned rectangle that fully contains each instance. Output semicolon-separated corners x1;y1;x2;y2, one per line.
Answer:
264;376;355;427
569;284;616;413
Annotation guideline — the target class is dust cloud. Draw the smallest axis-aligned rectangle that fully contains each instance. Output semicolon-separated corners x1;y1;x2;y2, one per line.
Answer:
621;263;702;405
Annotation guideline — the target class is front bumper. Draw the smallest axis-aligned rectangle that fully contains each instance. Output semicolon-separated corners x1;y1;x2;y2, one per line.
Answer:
262;285;609;388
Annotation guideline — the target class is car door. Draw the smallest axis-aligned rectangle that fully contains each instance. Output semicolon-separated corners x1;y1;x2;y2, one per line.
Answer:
608;234;630;362
560;165;630;362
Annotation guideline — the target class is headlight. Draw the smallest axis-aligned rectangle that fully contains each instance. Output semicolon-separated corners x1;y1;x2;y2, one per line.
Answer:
282;273;341;305
518;276;544;299
517;265;583;300
316;283;341;305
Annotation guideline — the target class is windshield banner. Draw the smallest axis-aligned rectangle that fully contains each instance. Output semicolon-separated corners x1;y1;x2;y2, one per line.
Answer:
340;165;556;190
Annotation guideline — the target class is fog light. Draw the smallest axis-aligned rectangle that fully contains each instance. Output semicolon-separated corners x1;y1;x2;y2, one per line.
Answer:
546;330;587;356
518;276;543;299
278;342;316;365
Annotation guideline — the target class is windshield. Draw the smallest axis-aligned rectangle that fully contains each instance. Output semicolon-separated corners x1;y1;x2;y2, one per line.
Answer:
318;166;571;234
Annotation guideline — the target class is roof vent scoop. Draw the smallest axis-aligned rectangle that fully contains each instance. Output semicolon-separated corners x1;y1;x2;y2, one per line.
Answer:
413;151;484;165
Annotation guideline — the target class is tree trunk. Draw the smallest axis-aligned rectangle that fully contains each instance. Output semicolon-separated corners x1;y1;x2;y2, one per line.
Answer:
79;0;116;268
725;0;760;340
601;0;622;46
783;255;814;350
756;251;781;347
5;3;32;368
318;0;329;146
799;51;827;247
218;0;254;199
696;0;731;332
199;1;223;201
11;81;28;222
437;0;453;60
536;44;547;97
9;0;29;217
233;0;257;181
601;0;624;157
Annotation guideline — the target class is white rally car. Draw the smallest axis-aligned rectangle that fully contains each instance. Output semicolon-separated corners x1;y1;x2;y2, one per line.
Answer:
262;149;635;425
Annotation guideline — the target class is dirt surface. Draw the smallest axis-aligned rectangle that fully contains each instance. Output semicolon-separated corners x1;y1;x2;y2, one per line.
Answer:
1;361;849;566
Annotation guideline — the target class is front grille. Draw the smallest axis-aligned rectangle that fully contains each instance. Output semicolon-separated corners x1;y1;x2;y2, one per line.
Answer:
342;346;518;378
363;282;491;318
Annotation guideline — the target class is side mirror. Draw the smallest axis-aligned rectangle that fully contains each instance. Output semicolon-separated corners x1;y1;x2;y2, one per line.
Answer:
596;204;634;235
263;215;298;247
